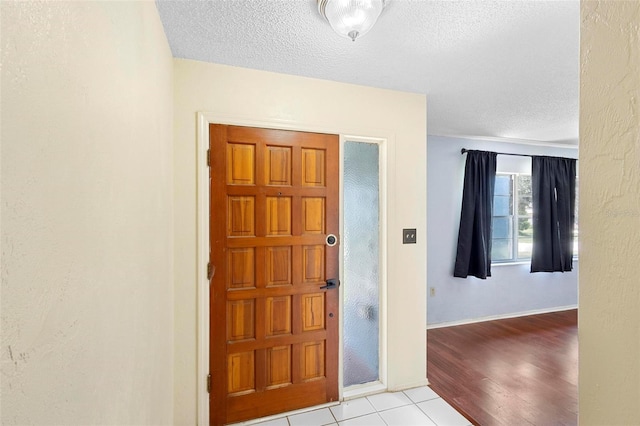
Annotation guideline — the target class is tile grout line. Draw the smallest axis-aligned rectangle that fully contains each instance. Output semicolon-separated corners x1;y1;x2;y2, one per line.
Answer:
256;389;464;426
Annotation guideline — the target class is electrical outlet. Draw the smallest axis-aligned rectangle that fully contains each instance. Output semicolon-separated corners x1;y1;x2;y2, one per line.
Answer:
430;287;436;297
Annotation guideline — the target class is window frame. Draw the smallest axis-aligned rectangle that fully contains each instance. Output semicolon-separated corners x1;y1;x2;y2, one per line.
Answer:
492;172;533;264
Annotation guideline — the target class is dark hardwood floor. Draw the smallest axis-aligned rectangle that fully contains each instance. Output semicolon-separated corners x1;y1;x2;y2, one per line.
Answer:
427;309;578;426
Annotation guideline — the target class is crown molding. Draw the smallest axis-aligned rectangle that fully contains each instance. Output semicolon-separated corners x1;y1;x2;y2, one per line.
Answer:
429;133;579;150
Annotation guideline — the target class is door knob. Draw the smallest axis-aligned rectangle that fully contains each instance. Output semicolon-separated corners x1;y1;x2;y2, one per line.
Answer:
320;278;340;290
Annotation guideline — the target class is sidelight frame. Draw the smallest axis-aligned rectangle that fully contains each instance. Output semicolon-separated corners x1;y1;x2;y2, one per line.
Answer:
340;135;389;399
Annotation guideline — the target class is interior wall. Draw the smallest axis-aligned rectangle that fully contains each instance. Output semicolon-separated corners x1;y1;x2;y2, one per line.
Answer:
173;59;427;424
1;2;174;424
427;136;578;326
580;1;640;423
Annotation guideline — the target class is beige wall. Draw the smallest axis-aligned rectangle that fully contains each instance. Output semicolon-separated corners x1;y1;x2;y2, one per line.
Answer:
1;2;174;424
580;1;640;423
173;59;427;424
11;1;640;423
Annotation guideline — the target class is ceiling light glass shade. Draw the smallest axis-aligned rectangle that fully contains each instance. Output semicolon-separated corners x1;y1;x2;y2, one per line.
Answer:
318;0;386;41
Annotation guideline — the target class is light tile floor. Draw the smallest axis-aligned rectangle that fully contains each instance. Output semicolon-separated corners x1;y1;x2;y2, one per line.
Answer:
235;386;471;426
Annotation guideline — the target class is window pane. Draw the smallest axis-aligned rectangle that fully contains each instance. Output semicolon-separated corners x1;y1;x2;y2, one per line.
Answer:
343;141;379;387
517;216;533;258
494;175;512;196
492;213;513;261
492;174;533;262
516;176;532;259
492;239;512;261
492;216;512;239
493;195;511;216
517;175;532;217
574;178;579;255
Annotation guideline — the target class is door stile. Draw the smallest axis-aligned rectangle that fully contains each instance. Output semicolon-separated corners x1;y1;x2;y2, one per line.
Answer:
210;124;228;424
324;140;340;402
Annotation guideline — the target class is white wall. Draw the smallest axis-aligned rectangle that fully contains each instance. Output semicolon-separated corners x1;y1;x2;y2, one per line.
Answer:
173;60;427;424
580;1;640;423
427;136;578;326
1;2;174;424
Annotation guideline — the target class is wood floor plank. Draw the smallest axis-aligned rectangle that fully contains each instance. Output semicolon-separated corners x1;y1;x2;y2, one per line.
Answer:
427;310;578;426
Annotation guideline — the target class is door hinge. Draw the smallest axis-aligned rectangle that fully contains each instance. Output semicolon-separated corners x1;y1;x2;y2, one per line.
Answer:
207;262;213;280
206;149;210;167
207;374;211;394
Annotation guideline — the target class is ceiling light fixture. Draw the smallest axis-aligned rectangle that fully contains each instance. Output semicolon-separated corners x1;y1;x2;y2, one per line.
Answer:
317;0;387;42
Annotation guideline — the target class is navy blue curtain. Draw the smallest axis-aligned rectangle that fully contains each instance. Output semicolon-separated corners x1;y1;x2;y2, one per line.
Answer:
531;156;577;272
454;151;497;279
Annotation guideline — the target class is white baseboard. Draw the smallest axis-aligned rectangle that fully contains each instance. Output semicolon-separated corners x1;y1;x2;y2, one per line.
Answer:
387;378;430;393
427;305;578;330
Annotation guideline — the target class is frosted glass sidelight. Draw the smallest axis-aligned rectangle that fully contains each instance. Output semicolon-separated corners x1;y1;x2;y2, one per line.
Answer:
343;141;380;387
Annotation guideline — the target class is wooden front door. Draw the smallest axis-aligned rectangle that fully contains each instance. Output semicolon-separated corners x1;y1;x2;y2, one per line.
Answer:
209;125;339;425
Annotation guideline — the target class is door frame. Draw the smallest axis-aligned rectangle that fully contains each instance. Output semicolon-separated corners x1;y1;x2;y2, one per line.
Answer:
196;112;391;425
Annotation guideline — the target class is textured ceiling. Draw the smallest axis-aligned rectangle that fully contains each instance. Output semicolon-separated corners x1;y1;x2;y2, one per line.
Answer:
156;0;579;145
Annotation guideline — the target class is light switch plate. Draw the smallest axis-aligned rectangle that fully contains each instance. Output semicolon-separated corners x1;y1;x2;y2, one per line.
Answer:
403;228;417;244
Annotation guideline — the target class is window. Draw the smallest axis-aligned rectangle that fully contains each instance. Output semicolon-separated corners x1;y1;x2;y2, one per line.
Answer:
492;173;533;262
492;173;578;263
343;140;380;387
573;178;579;255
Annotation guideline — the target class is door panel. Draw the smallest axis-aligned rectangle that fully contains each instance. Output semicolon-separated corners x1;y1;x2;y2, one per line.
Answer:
210;125;339;425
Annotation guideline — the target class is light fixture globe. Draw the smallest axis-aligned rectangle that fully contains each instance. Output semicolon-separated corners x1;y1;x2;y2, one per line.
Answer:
318;0;386;41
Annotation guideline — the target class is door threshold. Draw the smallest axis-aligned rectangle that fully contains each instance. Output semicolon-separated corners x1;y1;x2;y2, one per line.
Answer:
343;382;387;400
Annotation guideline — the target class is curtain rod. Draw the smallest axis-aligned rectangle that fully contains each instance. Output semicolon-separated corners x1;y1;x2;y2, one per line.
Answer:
460;148;531;158
460;148;578;160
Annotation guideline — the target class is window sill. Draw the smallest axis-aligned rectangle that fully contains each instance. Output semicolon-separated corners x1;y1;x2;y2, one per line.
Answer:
492;257;579;267
492;261;530;267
